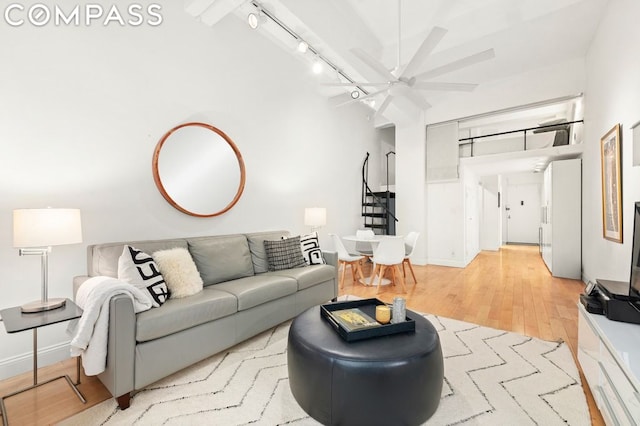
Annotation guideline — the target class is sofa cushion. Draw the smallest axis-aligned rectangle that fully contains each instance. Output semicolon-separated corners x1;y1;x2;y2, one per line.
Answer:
135;287;237;342
188;235;254;286
118;245;169;307
246;230;289;274
88;239;188;277
153;247;203;299
264;236;307;271
213;275;297;311
265;264;336;291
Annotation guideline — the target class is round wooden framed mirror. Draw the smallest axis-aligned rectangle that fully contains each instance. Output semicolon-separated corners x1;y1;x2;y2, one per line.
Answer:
152;122;246;217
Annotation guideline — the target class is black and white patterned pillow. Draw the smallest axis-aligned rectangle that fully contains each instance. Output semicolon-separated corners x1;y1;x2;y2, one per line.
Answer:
264;236;307;271
118;245;169;307
300;232;326;265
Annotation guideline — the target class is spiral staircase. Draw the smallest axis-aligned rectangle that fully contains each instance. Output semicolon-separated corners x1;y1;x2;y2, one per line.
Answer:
361;152;398;235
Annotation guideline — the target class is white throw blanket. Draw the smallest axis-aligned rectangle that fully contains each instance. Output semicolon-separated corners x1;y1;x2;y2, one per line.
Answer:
69;276;153;376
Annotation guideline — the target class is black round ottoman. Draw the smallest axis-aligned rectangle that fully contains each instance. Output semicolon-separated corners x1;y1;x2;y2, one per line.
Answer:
287;305;443;426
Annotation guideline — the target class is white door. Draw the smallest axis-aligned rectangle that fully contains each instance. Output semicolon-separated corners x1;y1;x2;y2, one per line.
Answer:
505;183;541;244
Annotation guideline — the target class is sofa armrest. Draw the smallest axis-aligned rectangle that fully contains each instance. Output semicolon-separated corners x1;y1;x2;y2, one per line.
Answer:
323;250;337;267
96;294;136;406
72;276;90;300
323;251;339;297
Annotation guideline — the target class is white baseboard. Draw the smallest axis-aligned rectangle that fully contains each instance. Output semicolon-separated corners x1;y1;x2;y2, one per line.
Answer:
409;256;428;266
0;342;71;381
427;258;466;268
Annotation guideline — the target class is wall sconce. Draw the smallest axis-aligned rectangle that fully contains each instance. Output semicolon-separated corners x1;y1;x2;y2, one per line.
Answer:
304;207;326;233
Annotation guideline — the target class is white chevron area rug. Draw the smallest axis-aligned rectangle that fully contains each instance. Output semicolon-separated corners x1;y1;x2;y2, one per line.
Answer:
60;312;589;425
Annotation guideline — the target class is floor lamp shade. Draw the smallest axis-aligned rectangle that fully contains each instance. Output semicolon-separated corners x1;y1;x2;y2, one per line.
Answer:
304;207;326;231
13;208;83;313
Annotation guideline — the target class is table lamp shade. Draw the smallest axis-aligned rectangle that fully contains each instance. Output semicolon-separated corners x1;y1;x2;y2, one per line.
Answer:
304;207;326;228
13;208;82;248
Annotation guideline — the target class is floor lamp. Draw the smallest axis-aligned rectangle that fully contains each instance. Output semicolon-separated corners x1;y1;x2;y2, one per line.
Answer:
13;208;83;313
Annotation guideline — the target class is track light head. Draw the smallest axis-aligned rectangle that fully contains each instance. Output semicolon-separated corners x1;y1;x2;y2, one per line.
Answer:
247;11;265;29
297;40;308;53
312;59;323;74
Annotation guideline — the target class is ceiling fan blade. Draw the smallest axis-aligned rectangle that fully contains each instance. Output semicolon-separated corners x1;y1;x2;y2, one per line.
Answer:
412;81;478;91
374;95;393;119
334;88;389;107
401;26;447;79
351;48;396;82
414;48;495;80
321;82;389;87
404;90;432;110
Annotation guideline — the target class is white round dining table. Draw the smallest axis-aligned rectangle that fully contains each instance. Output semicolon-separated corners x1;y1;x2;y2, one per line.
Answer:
341;234;400;286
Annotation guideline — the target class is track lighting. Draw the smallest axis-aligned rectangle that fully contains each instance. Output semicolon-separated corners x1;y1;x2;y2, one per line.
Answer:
312;59;323;74
246;1;366;96
297;40;308;53
247;11;265;29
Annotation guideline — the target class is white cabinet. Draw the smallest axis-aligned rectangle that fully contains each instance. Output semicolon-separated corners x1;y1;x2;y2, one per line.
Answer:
540;158;581;279
578;304;640;425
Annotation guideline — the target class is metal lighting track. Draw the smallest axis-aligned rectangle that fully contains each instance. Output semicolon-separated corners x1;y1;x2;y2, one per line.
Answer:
250;1;369;96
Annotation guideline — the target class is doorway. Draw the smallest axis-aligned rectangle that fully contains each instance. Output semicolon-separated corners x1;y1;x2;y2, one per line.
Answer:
505;183;541;244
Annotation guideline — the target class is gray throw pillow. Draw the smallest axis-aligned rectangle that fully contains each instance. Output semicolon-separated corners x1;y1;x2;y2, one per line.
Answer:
264;236;307;271
247;231;289;273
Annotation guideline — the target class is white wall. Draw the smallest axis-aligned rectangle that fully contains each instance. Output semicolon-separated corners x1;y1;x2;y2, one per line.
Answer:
0;4;379;378
395;114;427;263
463;169;480;265
425;165;480;268
582;0;640;283
480;175;501;251
378;126;395;190
426;180;464;267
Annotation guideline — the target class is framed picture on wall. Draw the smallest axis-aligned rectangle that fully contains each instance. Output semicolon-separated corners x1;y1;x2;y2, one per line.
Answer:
600;123;623;243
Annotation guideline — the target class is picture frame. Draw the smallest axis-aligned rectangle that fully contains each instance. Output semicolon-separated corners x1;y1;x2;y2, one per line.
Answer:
600;123;623;243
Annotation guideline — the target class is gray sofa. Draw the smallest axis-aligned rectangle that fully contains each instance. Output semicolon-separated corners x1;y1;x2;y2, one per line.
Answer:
72;230;338;409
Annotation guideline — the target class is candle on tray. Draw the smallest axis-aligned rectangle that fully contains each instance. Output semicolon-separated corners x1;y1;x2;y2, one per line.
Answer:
375;305;391;324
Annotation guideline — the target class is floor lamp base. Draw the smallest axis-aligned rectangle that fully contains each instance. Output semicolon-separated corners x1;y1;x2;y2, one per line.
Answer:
20;298;66;313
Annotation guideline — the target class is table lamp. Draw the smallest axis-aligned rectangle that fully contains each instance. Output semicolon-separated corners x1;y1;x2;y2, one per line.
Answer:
13;208;83;313
304;207;326;233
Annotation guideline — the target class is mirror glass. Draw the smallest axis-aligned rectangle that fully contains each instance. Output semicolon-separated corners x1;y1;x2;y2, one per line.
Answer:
153;122;246;217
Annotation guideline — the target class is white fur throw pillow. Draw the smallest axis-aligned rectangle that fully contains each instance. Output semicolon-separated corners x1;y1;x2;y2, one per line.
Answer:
152;248;203;299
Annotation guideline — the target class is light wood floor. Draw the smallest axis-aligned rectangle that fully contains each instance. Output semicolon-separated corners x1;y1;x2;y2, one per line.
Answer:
345;245;603;426
0;245;603;425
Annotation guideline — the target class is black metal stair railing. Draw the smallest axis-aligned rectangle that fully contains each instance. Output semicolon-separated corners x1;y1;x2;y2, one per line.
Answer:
361;152;398;235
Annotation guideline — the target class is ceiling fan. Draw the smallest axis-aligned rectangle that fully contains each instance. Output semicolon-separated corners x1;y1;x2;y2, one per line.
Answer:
328;1;495;117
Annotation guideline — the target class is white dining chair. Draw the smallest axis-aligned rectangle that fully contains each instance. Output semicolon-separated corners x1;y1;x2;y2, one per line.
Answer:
403;231;419;284
371;236;407;293
329;234;366;289
355;229;375;259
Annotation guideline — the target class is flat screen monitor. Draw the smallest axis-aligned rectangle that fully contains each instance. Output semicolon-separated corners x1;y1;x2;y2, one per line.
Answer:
629;202;640;299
